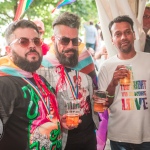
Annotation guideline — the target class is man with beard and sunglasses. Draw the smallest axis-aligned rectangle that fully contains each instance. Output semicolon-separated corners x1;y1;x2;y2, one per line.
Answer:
0;20;62;150
98;15;150;150
37;12;99;150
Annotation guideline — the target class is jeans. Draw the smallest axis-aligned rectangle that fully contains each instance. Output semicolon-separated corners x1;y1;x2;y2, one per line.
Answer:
110;140;150;150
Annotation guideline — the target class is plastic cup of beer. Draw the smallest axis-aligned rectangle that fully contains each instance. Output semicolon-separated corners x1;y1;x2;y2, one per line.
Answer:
65;99;80;126
120;64;132;86
93;90;107;112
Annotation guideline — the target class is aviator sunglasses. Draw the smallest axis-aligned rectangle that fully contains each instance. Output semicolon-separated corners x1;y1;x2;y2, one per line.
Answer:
9;37;43;48
55;36;82;46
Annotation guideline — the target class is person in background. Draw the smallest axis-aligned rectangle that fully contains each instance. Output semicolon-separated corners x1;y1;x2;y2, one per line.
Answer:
84;21;98;51
98;15;150;150
95;23;102;51
143;6;150;52
0;19;62;150
37;12;99;150
94;31;108;72
33;19;49;55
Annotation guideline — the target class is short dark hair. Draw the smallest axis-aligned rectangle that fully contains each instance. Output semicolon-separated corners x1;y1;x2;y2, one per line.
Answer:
145;6;150;11
5;19;39;45
52;12;80;29
89;21;93;25
108;15;134;35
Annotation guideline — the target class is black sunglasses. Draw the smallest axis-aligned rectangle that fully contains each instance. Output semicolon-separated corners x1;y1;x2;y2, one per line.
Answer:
55;36;82;46
10;37;43;47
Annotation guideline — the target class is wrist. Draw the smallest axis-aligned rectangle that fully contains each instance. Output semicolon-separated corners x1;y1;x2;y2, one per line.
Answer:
106;92;115;98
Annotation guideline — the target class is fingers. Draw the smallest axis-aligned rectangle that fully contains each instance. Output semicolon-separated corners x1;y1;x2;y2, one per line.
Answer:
66;119;82;130
114;70;128;80
60;114;82;130
115;65;126;71
92;94;100;100
66;125;78;130
103;99;110;108
112;65;129;86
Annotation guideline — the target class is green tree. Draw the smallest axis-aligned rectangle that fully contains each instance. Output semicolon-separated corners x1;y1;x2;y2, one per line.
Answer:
0;0;98;38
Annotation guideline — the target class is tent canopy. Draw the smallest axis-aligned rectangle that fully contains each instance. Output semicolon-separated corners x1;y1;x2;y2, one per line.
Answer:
95;0;147;57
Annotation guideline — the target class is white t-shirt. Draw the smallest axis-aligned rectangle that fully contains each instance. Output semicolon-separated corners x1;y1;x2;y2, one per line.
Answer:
98;51;150;144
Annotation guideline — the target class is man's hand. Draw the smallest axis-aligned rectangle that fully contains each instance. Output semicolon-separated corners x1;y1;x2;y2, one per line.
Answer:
105;65;129;107
60;114;82;130
111;65;129;87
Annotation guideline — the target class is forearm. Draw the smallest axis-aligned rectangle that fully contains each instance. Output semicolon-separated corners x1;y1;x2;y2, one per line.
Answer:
94;52;101;59
106;81;116;106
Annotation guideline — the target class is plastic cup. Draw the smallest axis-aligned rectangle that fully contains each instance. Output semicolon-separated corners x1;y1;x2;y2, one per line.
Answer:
120;64;132;86
65;99;80;126
93;90;107;112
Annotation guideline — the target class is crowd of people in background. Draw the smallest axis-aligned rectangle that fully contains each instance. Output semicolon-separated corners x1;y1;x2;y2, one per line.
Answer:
0;3;150;150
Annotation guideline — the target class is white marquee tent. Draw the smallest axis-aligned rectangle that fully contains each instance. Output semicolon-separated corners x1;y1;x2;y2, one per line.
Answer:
95;0;147;57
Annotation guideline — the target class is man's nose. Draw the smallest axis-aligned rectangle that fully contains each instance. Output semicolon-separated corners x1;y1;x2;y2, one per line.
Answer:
28;39;36;47
121;33;127;39
67;40;74;48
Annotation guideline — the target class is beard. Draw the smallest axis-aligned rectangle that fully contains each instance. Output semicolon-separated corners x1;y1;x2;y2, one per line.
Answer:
12;49;42;72
120;44;132;54
54;44;78;68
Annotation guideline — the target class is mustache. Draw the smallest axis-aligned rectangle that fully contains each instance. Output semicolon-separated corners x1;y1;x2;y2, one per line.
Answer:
62;49;76;54
121;40;129;43
25;49;39;56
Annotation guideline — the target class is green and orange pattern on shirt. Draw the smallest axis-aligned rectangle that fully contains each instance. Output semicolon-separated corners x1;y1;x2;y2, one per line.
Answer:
0;56;62;150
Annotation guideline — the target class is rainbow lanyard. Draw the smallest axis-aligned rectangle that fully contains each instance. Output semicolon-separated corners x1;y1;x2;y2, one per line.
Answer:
22;77;51;115
64;68;79;99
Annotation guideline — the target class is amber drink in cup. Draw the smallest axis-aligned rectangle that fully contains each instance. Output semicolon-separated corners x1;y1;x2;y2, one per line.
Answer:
93;90;107;112
120;64;132;86
66;99;80;126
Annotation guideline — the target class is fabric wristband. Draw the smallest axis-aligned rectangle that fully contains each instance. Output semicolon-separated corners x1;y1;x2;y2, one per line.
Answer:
107;93;115;98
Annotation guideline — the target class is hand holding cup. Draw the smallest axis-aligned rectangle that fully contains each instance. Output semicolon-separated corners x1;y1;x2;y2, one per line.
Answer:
93;90;108;112
65;99;80;128
119;64;132;86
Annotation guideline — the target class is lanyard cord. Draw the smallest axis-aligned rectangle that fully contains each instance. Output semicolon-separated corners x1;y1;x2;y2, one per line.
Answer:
22;77;50;114
22;73;60;121
64;68;79;99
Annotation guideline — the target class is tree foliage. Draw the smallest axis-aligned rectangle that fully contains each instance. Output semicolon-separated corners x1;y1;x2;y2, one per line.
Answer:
0;0;99;38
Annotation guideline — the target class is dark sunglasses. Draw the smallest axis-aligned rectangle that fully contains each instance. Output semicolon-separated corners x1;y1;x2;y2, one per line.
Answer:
55;36;82;46
10;37;43;47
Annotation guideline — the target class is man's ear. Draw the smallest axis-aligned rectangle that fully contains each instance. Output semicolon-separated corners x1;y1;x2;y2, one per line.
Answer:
133;32;136;40
111;38;114;45
5;46;12;57
51;36;55;42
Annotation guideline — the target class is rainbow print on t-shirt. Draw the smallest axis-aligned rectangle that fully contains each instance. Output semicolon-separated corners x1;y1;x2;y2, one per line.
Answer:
120;80;148;110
